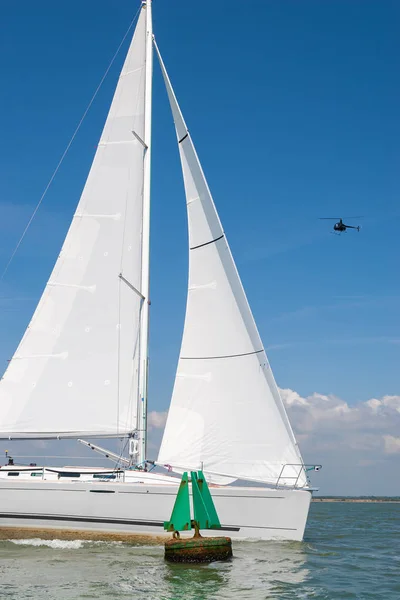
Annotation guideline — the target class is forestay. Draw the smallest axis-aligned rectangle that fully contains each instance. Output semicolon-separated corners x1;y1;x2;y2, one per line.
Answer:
155;43;307;487
0;8;149;439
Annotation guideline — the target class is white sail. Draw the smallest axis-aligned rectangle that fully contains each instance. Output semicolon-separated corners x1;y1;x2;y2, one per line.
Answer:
155;44;307;487
0;7;150;439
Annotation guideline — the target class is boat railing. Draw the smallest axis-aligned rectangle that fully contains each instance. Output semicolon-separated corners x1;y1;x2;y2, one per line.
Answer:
276;463;322;489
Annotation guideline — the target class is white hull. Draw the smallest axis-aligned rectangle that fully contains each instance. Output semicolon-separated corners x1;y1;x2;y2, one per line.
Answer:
0;477;311;541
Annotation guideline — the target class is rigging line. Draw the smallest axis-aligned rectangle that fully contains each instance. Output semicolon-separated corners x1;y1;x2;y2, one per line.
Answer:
0;5;142;283
116;436;130;473
117;275;122;436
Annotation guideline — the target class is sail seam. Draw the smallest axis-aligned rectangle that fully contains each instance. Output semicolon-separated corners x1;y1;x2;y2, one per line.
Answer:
74;212;121;220
98;140;138;146
47;282;96;293
120;66;143;78
190;234;224;251
180;349;264;361
178;133;189;144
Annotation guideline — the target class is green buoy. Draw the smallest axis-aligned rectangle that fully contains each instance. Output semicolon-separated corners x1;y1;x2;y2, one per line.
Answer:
164;471;232;563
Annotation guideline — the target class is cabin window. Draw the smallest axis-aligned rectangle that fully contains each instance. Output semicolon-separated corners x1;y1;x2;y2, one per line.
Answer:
31;472;42;477
7;472;20;476
93;474;116;480
58;472;81;478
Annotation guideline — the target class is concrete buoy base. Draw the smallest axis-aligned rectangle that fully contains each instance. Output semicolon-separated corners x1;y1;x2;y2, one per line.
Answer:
164;532;232;563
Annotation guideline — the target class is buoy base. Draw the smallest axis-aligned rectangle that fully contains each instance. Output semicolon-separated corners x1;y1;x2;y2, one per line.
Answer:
164;535;232;563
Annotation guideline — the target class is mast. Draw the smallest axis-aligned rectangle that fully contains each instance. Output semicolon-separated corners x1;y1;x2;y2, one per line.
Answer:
137;0;153;465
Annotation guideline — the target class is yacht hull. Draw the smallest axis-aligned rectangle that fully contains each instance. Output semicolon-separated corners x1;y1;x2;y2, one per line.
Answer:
0;479;311;541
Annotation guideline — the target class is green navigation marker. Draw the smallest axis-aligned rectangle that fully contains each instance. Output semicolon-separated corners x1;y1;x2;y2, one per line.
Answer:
196;470;221;529
191;470;221;529
164;470;232;563
164;472;191;532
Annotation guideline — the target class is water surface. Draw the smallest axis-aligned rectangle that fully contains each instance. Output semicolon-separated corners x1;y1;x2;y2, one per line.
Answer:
0;503;398;599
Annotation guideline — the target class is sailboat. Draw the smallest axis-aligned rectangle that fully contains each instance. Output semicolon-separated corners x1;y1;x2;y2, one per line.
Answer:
0;1;317;541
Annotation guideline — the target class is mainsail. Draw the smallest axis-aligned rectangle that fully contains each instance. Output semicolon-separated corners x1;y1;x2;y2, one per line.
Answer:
155;43;307;487
0;6;152;440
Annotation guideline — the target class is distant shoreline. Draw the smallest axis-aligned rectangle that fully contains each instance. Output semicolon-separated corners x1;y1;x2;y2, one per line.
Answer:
312;497;400;503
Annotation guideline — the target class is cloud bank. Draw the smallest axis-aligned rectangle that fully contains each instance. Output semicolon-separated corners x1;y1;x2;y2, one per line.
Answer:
280;389;400;496
280;388;400;454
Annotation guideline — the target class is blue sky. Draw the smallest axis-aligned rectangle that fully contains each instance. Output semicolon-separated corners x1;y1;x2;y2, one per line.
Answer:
0;1;399;494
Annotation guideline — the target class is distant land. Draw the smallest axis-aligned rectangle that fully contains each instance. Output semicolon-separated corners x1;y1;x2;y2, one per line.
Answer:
312;496;400;503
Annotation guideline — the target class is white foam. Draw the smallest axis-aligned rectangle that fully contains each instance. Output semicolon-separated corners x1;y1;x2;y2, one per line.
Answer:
9;538;84;549
8;538;126;549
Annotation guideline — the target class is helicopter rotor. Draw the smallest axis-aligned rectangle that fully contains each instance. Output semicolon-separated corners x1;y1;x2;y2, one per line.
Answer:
319;216;364;220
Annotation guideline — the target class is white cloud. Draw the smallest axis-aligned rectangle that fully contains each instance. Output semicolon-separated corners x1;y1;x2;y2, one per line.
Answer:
147;411;168;430
146;412;168;460
383;435;400;455
279;389;400;495
280;388;400;450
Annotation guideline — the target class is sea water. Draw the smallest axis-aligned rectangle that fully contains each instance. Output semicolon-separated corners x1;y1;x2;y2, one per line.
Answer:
0;502;398;599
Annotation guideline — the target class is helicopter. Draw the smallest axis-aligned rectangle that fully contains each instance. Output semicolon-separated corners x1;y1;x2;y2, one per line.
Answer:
319;217;362;233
